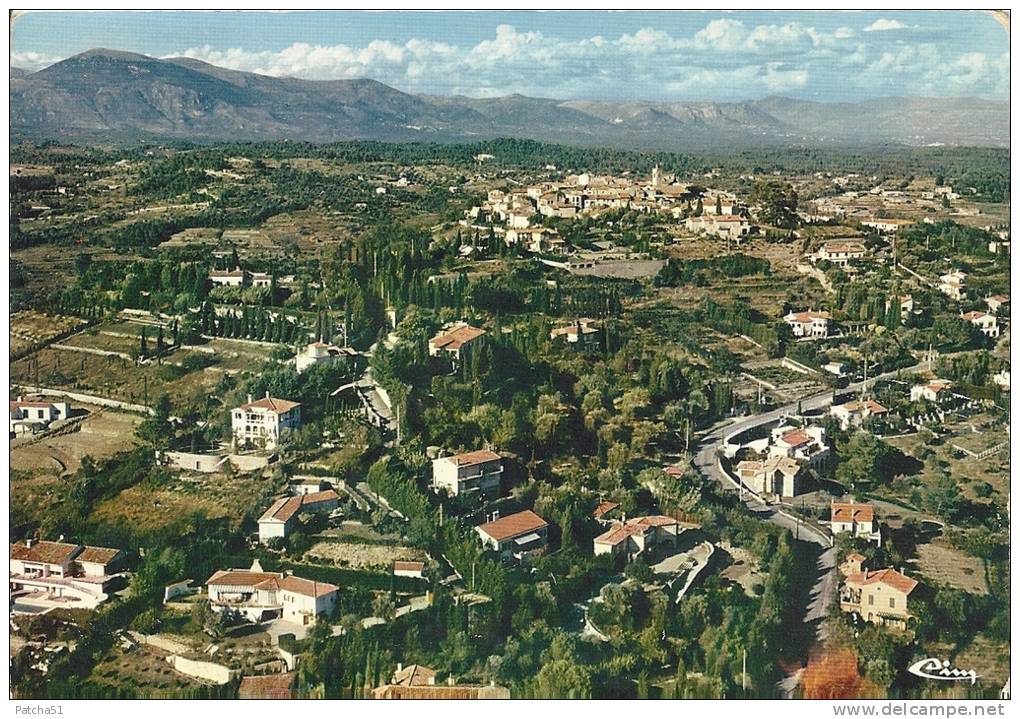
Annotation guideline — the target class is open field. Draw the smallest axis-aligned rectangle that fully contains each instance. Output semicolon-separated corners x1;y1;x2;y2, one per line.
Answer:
10;407;141;476
913;540;988;595
304;539;425;571
10;310;86;358
90;644;205;695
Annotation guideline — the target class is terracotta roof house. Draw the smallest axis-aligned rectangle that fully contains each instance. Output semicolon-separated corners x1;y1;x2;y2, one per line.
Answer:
372;684;510;699
476;510;549;562
393;561;425;578
830;501;881;546
10;539;125;612
428;324;487;362
206;561;338;625
593;515;683;559
840;567;919;629
592;500;621;523
231;393;302;451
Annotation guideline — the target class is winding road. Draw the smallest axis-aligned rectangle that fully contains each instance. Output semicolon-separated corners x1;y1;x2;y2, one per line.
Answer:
691;364;931;695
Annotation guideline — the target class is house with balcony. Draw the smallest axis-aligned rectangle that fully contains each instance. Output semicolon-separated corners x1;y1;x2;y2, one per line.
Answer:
814;240;867;266
431;449;503;498
10;539;125;612
476;510;549;562
769;424;831;470
938;270;968;301
839;567;918;629
231;394;301;451
206;560;338;625
960;310;1000;338
783;310;833;339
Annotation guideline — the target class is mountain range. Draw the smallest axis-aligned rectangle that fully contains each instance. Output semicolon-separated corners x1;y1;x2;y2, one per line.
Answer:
9;49;1009;149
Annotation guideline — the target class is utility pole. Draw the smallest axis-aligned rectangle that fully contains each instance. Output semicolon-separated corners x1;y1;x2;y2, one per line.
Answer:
742;649;747;693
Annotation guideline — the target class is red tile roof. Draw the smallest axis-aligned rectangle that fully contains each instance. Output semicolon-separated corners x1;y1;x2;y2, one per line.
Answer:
393;561;424;573
11;541;81;566
477;510;548;542
780;429;811;447
238;673;294;700
845;567;918;595
259;496;303;524
592;500;620;518
301;489;339;506
445;449;500;467
207;569;282;587
787;311;831;323
431;325;486;351
278;575;338;598
831;502;875;524
240;397;301;412
594;515;680;546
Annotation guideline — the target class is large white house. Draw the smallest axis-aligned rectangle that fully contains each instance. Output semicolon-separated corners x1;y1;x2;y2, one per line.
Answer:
476;510;549;562
209;268;247;287
10;540;124;612
206;561;338;625
784;310;833;339
9;397;71;435
432;449;503;498
231;394;302;450
814;240;867;266
685;215;751;241
960;310;1000;338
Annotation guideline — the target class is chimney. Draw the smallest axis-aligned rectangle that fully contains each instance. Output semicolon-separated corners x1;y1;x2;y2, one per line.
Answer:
491;510;500;521
396;662;402;673
447;676;455;686
25;538;34;548
427;676;435;686
247;393;253;404
265;391;270;399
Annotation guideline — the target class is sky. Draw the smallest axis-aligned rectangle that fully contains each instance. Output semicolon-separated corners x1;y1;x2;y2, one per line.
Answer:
10;10;1010;103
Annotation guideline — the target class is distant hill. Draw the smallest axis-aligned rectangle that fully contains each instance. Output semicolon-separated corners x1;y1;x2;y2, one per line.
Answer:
9;49;1009;148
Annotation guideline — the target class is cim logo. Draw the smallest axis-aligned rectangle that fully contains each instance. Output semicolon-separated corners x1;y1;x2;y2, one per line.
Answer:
907;657;980;685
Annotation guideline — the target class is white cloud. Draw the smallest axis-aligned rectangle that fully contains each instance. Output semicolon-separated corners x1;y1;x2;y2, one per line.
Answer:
864;19;908;32
10;49;62;71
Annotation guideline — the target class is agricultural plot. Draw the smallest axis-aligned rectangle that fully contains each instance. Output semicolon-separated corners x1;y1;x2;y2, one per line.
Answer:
913;541;988;595
10;408;141;476
10;310;86;358
304;539;426;571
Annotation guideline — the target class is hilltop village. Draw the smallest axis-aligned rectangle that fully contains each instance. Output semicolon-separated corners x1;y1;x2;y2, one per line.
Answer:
9;138;1010;699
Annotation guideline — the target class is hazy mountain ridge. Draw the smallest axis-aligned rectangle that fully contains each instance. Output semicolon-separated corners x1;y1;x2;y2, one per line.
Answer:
9;50;1009;148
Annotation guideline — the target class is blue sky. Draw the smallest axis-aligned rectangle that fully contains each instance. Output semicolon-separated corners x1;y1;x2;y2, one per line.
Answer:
11;10;1009;102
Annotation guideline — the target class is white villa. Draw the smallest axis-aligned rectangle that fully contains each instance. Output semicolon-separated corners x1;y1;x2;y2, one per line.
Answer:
784;310;833;339
431;449;503;498
549;318;600;348
231;394;302;450
9;396;71;435
206;561;338;625
814;240;867;266
910;380;953;403
960;310;1000;338
209;268;247;287
685;215;751;241
10;540;125;612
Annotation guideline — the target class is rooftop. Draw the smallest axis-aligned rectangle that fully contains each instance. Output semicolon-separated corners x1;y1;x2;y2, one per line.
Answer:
240;396;301;413
442;449;501;467
831;502;875;524
478;510;548;543
11;541;82;566
845;567;918;595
